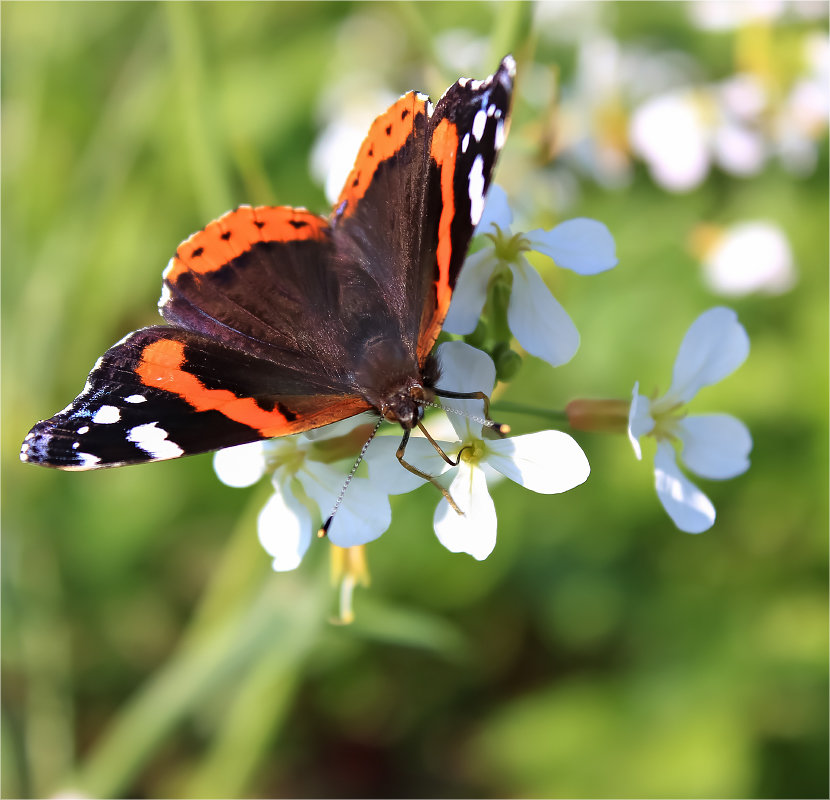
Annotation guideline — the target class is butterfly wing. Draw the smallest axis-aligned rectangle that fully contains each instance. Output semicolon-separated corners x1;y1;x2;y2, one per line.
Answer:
332;55;515;365
21;326;370;469
416;56;515;360
22;58;515;470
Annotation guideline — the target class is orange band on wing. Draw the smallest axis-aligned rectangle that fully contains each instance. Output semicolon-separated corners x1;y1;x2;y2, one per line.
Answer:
136;339;295;437
429;117;459;320
165;205;329;282
336;93;427;218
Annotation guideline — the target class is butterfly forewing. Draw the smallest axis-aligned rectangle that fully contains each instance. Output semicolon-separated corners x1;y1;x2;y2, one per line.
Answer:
417;56;515;360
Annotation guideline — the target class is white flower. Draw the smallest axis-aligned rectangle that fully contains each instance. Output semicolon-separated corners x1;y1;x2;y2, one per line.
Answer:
443;185;617;368
628;308;752;533
214;415;392;571
366;341;591;560
696;220;796;296
629;86;767;192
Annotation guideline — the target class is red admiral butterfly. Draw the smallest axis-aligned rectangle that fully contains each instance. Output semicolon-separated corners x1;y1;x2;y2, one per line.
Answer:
21;57;515;477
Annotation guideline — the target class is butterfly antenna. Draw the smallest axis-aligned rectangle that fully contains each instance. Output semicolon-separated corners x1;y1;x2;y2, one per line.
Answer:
424;389;510;436
318;417;384;538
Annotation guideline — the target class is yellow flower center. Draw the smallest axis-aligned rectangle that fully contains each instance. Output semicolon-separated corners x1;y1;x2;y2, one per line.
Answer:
649;397;686;442
458;438;486;465
486;225;529;263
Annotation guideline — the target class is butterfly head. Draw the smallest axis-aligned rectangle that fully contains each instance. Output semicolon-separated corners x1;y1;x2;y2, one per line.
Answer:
379;383;431;430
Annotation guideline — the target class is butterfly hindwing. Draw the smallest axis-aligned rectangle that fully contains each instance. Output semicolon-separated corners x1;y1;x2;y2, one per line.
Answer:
21;327;370;469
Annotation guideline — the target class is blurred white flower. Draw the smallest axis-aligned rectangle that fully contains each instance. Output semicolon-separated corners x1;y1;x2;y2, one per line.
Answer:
688;0;787;31
775;32;830;174
629;88;713;191
214;415;394;571
443;185;617;367
693;221;796;296
629;85;769;192
630;26;829;191
562;35;635;188
628;308;752;533
366;342;591;560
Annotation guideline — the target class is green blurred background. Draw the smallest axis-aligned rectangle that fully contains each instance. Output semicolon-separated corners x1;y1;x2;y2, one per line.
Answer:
2;2;827;798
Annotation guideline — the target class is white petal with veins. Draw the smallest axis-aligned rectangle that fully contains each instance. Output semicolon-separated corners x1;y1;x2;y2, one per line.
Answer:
654;441;716;533
507;259;580;367
676;414;752;479
486;431;590;493
433;460;497;560
664;307;750;404
524;218;618;275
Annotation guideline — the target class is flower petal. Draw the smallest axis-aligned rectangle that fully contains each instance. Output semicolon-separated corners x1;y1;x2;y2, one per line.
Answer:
664;307;750;404
676;413;752;479
364;435;452;494
653;440;716;534
627;382;654;459
524;218;618;275
475;183;513;236
213;441;267;488
485;430;590;493
433;461;497;560
443;248;499;335
507;259;580;367
435;341;496;440
298;463;391;547
257;487;313;571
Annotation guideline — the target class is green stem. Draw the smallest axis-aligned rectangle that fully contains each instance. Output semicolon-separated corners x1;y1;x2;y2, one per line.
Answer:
491;401;570;425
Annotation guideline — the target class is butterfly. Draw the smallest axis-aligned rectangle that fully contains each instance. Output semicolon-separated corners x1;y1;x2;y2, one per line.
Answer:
21;56;515;493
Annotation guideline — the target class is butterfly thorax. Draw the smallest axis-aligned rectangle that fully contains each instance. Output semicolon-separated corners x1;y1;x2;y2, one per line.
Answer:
355;338;440;430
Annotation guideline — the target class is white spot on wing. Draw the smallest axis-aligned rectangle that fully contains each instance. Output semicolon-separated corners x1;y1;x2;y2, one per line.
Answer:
72;442;79;449
78;452;101;468
462;133;470;153
468;155;486;225
92;405;121;424
472;109;487;141
20;442;29;454
77;426;90;435
487;104;495;117
495;119;506;151
127;422;184;460
125;394;147;404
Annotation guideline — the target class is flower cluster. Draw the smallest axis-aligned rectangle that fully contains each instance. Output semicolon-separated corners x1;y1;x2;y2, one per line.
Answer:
215;188;753;618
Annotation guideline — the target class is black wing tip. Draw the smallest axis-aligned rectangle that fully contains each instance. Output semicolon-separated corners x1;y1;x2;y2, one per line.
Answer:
20;421;100;470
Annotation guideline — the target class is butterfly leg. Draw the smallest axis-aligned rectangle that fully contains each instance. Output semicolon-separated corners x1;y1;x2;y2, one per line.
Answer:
433;389;510;436
416;421;464;466
396;429;463;515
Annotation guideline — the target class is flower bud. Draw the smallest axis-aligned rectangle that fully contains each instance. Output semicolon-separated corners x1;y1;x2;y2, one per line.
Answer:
565;398;631;433
492;342;522;381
